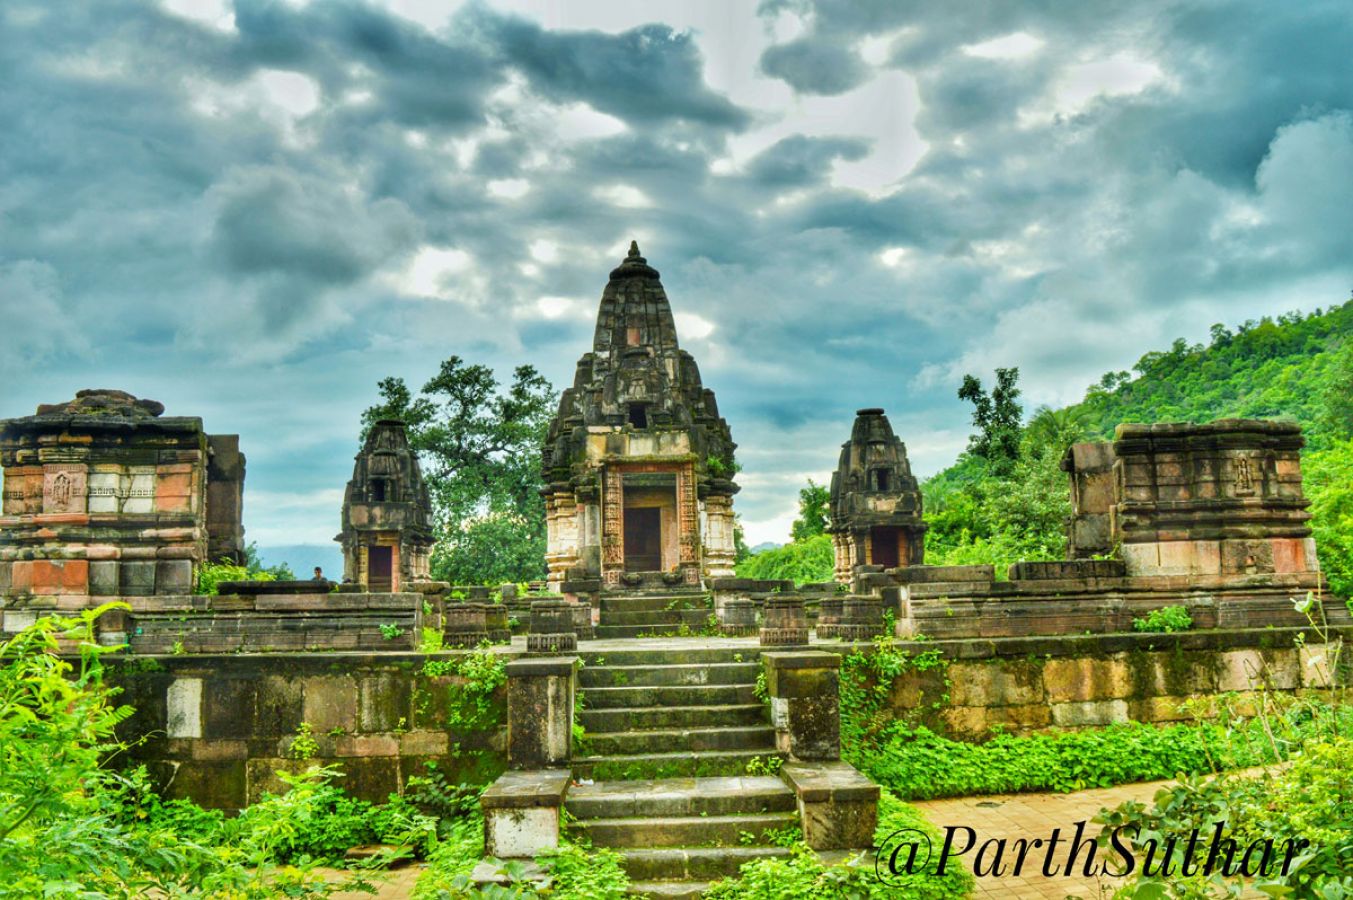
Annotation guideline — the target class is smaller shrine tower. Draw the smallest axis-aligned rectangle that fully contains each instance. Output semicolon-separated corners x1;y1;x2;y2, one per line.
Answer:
337;420;433;592
827;408;925;581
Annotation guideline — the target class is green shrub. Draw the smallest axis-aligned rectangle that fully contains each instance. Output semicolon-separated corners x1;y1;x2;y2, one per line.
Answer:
1131;605;1194;633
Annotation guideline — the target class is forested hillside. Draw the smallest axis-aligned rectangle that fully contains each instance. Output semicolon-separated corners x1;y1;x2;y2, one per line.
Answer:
742;298;1353;599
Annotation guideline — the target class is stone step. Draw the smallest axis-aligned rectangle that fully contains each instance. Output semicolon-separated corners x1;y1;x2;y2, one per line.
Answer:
627;880;714;900
600;595;711;613
620;847;792;882
579;704;768;732
583;725;776;756
565;776;794;819
599;609;713;628
579;662;760;688
571;749;779;780
581;684;758;709
579;647;759;667
573;812;799;849
594;623;715;639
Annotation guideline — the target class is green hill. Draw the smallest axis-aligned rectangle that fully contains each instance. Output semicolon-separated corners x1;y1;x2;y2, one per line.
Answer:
923;297;1353;598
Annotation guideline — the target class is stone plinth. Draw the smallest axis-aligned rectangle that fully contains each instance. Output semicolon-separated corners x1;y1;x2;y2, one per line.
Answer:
762;650;841;760
759;594;808;647
719;597;757;636
781;762;879;850
836;595;882;641
570;600;595;641
816;596;843;639
480;769;571;858
505;656;578;769
484;604;511;644
528;599;577;654
443;602;488;648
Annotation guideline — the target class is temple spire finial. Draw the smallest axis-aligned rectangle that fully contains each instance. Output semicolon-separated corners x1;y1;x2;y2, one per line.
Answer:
628;240;641;259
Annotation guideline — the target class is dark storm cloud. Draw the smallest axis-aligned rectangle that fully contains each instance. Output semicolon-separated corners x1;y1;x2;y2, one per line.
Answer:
470;8;751;129
759;37;868;96
2;0;1351;544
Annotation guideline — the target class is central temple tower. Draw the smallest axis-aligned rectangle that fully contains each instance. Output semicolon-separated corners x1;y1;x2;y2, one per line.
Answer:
541;242;738;590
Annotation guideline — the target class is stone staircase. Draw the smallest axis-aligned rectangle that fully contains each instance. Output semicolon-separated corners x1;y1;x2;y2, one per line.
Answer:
571;644;794;898
593;588;715;640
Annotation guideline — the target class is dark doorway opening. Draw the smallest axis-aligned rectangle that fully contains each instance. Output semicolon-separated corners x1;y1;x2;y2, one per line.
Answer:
874;469;890;491
628;404;648;428
369;545;393;592
624;507;662;571
371;479;387;501
871;526;900;569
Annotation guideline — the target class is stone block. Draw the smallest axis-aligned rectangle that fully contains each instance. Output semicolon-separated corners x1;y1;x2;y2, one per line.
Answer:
203;678;257;740
1298;642;1340;688
359;672;412;733
1128;696;1194;723
167;677;203;738
28;559;88;595
162;760;246;809
156;559;193;594
89;560;119;596
1221;539;1275;575
1120;543;1158;575
781;762;878;850
120;560;157;595
1131;651;1217;697
947;660;1043;708
1050;699;1129;727
481;769;570;858
337;734;400;757
1043;655;1133;702
303;676;358;733
400;731;449;756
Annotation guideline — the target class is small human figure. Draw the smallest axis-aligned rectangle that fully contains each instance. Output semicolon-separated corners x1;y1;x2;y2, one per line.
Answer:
312;566;326;582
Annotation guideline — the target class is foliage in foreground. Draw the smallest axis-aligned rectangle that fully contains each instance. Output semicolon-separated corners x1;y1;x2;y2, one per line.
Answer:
702;792;973;900
1099;736;1353;898
0;609;419;898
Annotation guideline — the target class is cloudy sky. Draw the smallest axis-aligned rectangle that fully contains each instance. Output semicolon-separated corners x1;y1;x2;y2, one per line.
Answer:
3;0;1352;565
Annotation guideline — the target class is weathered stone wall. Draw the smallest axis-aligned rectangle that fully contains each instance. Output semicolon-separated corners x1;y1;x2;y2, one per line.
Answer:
111;651;510;808
881;626;1347;742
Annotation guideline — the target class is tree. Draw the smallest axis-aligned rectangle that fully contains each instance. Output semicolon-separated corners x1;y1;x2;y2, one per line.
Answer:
958;367;1023;474
790;479;830;542
1318;340;1353;441
1024;405;1092;459
362;356;556;586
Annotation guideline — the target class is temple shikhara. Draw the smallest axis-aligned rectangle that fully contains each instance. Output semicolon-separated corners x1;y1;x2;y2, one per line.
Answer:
0;243;1347;897
540;242;739;592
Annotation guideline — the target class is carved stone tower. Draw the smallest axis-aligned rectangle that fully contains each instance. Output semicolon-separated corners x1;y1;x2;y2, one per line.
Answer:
827;408;925;581
540;242;739;590
337;420;433;592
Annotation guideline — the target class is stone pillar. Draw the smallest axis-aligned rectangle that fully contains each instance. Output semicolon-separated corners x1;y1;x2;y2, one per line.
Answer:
544;493;580;593
759;594;808;648
481;769;572;859
762;651;841;760
528;599;577;654
702;493;737;579
442;602;488;648
505;656;579;769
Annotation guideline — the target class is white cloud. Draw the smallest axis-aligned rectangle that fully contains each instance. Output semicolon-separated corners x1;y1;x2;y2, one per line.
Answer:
594;184;652;208
487;178;531;199
388;246;473;298
964;32;1044;60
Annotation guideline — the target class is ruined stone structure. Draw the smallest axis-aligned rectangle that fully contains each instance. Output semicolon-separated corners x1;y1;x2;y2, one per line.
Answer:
337;419;434;592
1069;419;1318;577
540;243;738;590
827;408;925;581
0;390;244;622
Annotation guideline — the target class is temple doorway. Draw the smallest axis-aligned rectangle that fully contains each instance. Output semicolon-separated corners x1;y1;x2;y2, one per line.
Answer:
368;545;393;592
870;526;901;569
624;507;662;571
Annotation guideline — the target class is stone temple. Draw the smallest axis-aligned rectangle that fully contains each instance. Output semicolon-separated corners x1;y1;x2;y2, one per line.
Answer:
827;408;926;580
337;419;434;592
540;242;739;591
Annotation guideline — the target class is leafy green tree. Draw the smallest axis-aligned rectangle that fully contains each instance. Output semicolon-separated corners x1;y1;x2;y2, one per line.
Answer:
1305;439;1353;602
1318;339;1353;440
1023;405;1091;460
735;533;834;584
789;479;830;542
362;357;556;586
958;367;1023;474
